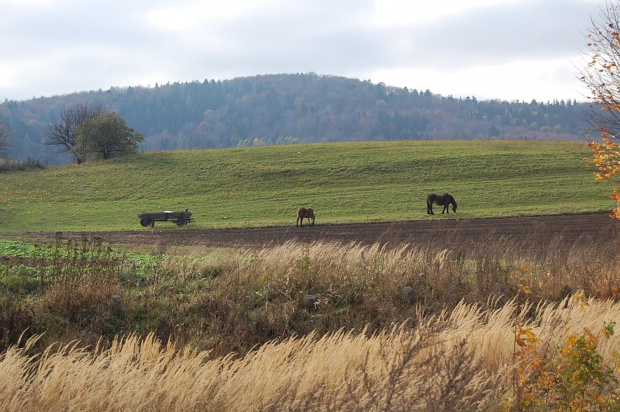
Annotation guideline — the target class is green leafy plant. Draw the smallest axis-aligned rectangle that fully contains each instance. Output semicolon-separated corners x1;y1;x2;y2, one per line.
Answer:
507;319;620;410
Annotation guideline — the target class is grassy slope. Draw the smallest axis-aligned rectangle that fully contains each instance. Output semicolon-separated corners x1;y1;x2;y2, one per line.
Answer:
0;140;613;233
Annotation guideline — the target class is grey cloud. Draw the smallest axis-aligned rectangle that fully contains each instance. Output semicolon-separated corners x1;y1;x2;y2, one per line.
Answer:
392;0;602;69
154;1;389;79
0;1;166;56
0;0;605;101
162;0;601;81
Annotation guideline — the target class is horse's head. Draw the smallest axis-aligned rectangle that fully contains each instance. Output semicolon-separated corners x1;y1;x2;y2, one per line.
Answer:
448;195;457;212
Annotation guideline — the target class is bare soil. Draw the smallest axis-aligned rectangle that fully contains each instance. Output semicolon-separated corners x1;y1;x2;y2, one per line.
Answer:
24;213;620;251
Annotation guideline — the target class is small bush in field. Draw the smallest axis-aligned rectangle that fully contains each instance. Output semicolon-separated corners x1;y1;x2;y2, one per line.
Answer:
505;319;620;410
0;156;45;173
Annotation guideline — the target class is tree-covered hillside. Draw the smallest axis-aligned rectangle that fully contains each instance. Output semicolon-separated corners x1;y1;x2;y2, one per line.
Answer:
0;73;588;163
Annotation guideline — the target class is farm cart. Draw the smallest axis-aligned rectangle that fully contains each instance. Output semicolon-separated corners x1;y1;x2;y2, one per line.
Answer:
138;209;192;227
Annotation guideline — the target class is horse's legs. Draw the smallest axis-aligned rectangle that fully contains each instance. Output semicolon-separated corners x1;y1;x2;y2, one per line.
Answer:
442;204;448;214
427;201;434;214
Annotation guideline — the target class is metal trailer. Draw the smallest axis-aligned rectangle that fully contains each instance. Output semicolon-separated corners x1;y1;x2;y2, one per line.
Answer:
138;209;192;227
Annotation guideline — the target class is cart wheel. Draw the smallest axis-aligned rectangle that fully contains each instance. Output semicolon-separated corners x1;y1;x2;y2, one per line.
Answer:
176;218;187;226
140;219;154;227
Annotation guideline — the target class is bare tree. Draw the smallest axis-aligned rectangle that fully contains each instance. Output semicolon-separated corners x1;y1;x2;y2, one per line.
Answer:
0;122;11;157
45;102;108;164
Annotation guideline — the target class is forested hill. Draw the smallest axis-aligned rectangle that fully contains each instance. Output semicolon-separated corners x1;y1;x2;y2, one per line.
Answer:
0;73;589;163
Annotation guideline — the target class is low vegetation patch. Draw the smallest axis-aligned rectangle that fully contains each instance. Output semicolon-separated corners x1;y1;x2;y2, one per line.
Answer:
0;156;45;173
1;231;618;356
0;229;619;409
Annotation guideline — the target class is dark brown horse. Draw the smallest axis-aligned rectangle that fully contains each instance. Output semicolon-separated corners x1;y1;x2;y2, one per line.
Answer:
296;207;315;227
427;193;457;215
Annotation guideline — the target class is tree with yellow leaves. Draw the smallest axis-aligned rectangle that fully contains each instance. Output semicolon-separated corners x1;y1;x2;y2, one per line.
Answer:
580;1;620;219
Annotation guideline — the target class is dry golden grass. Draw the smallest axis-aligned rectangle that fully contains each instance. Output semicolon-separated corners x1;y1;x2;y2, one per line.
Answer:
2;295;620;411
7;232;614;355
2;232;620;409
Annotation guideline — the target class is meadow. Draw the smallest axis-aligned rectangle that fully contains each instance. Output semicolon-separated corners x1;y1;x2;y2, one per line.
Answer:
0;140;613;232
2;140;620;410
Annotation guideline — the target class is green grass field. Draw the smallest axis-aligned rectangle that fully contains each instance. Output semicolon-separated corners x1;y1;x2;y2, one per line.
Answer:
0;140;613;233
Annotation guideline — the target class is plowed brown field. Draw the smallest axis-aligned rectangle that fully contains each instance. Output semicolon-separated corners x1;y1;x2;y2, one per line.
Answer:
24;213;619;251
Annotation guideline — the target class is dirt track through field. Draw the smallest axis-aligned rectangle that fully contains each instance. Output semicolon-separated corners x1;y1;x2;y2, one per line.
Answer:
25;213;619;250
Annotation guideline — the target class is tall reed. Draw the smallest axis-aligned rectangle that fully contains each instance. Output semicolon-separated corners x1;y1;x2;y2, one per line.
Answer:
2;296;620;411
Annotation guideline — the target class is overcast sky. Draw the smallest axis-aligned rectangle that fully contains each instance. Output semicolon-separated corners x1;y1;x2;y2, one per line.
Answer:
0;0;605;103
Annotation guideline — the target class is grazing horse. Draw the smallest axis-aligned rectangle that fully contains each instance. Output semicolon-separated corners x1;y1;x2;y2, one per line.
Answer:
427;193;457;215
296;207;315;228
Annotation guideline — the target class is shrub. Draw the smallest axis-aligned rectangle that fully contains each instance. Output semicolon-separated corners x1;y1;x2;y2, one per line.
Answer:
0;156;45;173
506;312;620;409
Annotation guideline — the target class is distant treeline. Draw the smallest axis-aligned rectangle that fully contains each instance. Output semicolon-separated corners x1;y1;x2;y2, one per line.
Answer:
0;73;589;163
